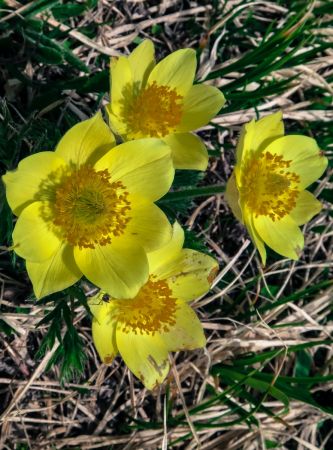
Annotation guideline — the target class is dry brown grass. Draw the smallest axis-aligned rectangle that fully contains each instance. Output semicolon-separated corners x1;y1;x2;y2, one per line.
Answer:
0;1;332;449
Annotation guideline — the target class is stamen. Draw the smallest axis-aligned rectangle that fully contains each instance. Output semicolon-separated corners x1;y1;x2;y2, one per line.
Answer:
46;166;131;248
121;81;183;138
240;151;300;221
114;276;178;335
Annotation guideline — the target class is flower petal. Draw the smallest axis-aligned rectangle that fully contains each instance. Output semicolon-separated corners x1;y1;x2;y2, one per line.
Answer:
177;84;225;132
2;152;65;216
290;190;322;226
26;244;81;299
88;291;109;322
74;238;149;299
116;328;169;390
253;215;304;260
128;39;155;89
89;300;118;364
147;48;196;96
163;133;208;171
155;249;218;302
106;104;127;137
110;56;133;116
13;201;62;262
162;300;205;352
225;172;243;223
243;210;267;265
55;112;115;166
148;221;184;273
263;135;328;189
94;138;174;201
237;111;284;161
126;197;172;252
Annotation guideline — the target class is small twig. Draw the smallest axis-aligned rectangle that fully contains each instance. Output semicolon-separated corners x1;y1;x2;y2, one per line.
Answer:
169;355;201;449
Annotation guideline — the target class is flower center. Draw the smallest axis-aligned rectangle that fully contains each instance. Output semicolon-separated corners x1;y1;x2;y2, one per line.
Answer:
114;276;178;335
240;151;300;221
122;81;183;138
50;166;131;248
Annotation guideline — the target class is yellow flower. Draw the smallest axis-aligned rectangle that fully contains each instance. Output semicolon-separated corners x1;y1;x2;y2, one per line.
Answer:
89;222;218;390
3;112;174;299
226;111;328;264
107;39;225;171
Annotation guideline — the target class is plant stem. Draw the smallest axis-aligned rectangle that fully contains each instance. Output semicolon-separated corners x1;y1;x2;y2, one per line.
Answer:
161;184;226;202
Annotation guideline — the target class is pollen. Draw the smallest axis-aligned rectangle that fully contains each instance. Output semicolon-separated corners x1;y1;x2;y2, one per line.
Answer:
51;166;131;248
122;81;183;138
115;276;178;335
240;151;300;221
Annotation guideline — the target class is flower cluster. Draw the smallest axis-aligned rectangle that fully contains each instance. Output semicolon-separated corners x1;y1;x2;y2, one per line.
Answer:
2;40;327;389
225;112;327;263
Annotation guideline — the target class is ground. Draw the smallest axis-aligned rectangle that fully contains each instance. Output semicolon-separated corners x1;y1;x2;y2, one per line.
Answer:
0;1;332;449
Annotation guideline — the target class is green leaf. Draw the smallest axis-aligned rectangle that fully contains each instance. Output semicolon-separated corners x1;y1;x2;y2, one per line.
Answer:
0;181;13;246
25;18;44;33
265;440;280;449
25;0;61;18
36;44;63;65
294;350;312;377
62;47;90;73
60;324;87;381
36;301;63;358
214;364;333;415
239;280;333;320
0;318;14;336
218;366;290;413
151;24;162;35
86;0;98;8
184;228;212;255
23;27;89;72
52;3;86;20
35;295;87;382
233;340;333;367
160;184;225;202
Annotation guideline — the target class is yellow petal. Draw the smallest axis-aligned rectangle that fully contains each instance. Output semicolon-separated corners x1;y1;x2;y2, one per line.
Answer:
237;111;284;161
110;56;133;116
106;103;127;137
128;39;155;88
26;244;81;299
263;135;328;189
12;201;62;262
55;112;115;166
147;48;196;96
74;238;149;299
225;172;243;223
253;215;304;260
92;318;118;365
94;138;174;201
88;291;113;321
2;152;65;216
162;300;205;352
148;221;184;273
177;84;225;132
155;248;218;302
290;190;322;225
116;328;169;390
126;197;172;252
234;124;247;169
243;210;267;265
89;300;118;364
163;133;208;171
